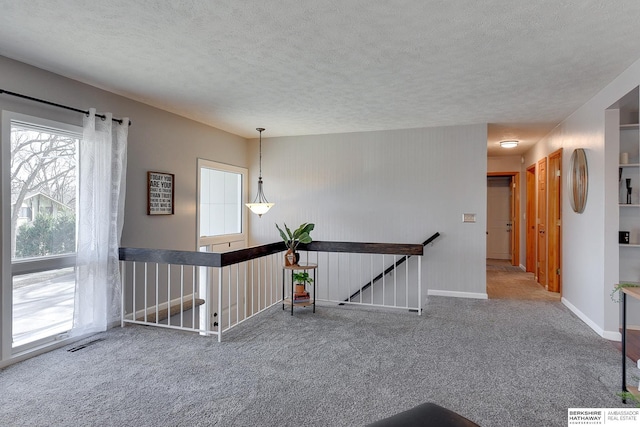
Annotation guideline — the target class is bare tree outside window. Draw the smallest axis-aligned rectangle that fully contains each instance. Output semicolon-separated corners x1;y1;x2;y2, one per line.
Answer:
10;123;78;259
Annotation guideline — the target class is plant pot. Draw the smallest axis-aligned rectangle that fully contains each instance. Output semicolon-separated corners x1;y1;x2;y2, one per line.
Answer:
295;284;305;294
285;249;297;266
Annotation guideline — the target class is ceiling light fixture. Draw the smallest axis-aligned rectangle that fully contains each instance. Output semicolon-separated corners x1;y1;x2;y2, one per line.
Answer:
500;140;519;149
246;127;274;217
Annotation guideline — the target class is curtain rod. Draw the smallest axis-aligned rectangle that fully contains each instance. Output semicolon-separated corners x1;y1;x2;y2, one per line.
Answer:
0;88;132;126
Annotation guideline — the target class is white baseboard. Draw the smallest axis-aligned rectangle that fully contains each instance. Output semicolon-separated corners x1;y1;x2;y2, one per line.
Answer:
0;332;92;369
427;289;488;300
561;297;621;341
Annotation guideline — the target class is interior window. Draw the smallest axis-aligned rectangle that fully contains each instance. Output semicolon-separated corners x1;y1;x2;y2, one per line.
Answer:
197;159;247;248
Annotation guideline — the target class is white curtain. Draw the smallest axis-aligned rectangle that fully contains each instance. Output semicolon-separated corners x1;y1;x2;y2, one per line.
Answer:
73;108;128;335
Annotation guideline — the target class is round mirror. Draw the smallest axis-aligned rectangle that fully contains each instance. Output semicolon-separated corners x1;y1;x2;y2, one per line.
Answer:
568;148;588;213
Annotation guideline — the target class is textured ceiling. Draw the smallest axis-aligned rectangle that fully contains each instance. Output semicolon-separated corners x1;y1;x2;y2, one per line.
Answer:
1;1;640;156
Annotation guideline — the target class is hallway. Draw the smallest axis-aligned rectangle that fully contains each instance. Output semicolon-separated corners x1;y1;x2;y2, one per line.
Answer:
486;259;560;301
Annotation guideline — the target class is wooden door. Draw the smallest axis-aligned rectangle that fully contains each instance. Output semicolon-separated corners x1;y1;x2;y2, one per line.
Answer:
526;165;536;273
548;149;562;293
537;158;547;288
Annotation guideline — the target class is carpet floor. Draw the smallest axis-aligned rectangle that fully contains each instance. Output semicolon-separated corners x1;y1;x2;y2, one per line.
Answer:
487;259;560;301
0;295;635;427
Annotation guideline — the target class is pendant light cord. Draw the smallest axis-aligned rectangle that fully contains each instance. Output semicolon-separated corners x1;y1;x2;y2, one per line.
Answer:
257;127;265;179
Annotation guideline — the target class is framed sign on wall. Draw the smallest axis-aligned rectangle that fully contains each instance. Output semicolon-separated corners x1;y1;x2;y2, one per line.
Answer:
147;171;175;215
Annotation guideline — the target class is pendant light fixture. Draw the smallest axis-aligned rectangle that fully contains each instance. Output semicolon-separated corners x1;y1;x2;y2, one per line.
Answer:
246;127;274;217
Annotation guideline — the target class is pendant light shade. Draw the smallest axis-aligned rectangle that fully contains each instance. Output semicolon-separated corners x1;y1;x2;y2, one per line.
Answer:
246;127;274;217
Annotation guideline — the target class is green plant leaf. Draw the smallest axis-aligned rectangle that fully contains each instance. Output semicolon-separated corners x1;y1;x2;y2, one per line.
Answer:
276;222;314;250
275;223;289;245
293;271;313;284
298;232;312;244
294;223;314;237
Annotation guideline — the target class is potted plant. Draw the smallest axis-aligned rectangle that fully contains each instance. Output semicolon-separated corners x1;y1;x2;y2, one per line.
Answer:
275;222;314;266
611;283;640;303
293;271;313;294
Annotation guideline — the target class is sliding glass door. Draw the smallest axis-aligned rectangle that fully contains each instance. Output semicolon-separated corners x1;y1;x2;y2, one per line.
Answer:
2;111;80;354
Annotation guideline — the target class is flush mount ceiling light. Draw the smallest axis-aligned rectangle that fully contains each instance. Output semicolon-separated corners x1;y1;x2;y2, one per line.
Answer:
500;140;519;149
246;127;274;217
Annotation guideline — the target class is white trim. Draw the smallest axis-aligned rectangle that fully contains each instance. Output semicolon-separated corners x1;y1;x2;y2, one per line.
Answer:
601;330;621;341
196;158;248;248
1;111;12;360
561;297;621;341
11;253;76;276
5;111;82;135
1;110;82;364
427;289;489;299
0;332;92;369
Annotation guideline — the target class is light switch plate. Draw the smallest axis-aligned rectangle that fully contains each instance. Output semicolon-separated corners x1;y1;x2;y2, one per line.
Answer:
462;213;476;223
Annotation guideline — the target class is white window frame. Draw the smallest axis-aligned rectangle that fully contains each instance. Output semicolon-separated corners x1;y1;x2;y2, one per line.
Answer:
196;158;248;248
1;111;81;360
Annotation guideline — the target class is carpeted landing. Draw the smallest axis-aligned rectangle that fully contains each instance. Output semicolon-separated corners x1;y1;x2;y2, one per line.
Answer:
487;259;560;301
0;296;634;427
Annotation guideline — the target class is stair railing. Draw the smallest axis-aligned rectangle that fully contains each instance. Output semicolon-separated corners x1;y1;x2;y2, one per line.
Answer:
119;237;434;340
342;232;441;304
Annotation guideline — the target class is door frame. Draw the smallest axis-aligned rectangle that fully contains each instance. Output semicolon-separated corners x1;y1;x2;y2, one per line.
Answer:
548;149;562;293
487;172;520;266
537;157;548;287
526;165;536;273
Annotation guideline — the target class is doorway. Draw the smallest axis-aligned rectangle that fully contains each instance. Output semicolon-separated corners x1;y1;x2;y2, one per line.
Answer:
487;177;512;260
525;155;562;294
486;172;520;266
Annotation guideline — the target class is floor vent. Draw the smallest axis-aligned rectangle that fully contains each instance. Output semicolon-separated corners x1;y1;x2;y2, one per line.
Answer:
67;338;104;352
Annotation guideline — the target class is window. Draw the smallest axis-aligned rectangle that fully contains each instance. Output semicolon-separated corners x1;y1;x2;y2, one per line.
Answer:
2;111;80;353
197;159;247;247
10;120;78;260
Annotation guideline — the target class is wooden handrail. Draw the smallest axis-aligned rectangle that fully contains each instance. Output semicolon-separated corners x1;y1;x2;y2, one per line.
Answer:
119;242;286;268
119;240;425;268
301;241;423;256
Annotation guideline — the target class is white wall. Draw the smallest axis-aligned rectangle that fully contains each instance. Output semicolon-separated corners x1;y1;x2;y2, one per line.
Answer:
8;48;640;337
248;124;489;300
1;55;488;312
524;57;640;339
487;155;522;173
0;56;247;251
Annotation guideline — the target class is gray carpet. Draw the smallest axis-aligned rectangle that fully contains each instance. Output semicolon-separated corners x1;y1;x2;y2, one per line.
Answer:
0;296;635;426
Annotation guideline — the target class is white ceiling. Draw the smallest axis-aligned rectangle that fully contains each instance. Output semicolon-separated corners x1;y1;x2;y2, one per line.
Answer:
1;1;640;156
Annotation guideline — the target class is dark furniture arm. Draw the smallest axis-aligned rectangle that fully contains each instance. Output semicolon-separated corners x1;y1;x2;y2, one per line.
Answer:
367;402;480;427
